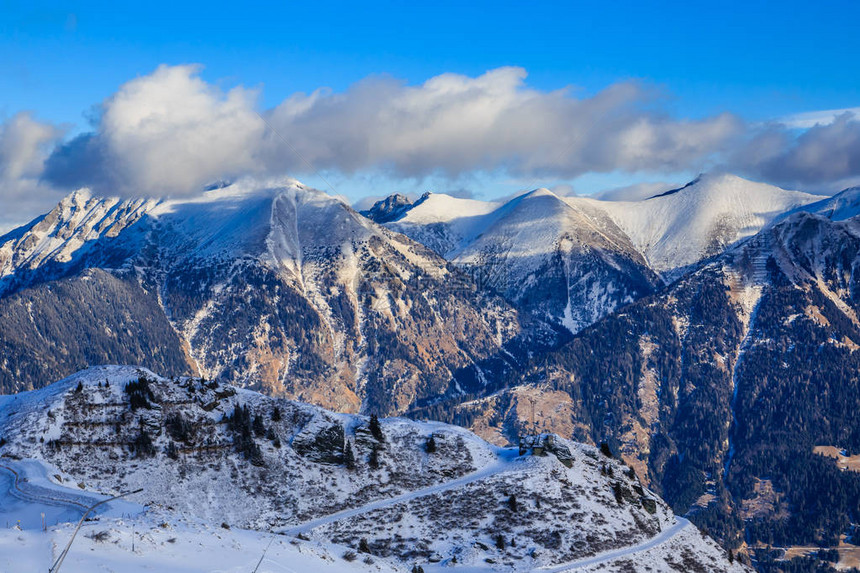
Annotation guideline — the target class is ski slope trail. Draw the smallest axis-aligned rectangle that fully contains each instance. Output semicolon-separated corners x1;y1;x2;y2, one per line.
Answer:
280;448;522;535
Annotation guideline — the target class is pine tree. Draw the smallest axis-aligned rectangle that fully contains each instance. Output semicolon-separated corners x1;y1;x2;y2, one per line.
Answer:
507;494;518;513
600;441;613;458
369;414;384;442
271;406;282;422
369;443;380;469
344;440;356;470
613;482;624;504
358;538;371;554
132;429;155;458
75;381;83;394
253;414;266;437
166;441;179;460
495;534;506;550
425;435;436;453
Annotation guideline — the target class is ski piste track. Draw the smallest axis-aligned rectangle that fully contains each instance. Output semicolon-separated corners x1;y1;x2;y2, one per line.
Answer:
1;453;691;571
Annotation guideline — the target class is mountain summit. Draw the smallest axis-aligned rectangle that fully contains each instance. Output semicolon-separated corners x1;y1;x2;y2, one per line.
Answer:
0;179;520;412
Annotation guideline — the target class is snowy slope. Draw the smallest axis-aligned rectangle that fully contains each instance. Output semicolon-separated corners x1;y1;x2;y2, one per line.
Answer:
0;366;748;572
451;189;660;333
592;173;826;277
381;173;826;284
1;510;404;573
786;185;860;222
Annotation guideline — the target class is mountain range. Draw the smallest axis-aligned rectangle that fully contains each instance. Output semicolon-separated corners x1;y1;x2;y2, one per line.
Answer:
2;172;860;570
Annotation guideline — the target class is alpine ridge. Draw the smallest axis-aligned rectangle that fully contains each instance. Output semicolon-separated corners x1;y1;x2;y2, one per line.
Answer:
0;179;521;414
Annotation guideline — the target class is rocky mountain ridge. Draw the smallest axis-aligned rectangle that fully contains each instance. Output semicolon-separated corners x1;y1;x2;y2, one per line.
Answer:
0;179;521;414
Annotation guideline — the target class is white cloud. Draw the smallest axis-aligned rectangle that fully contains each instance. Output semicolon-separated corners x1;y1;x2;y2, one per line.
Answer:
263;68;742;179
46;64;266;196
0;112;61;181
0;112;65;232
45;65;743;196
780;107;860;129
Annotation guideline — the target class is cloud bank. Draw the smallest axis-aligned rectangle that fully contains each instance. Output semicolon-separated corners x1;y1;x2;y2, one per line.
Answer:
0;63;858;230
733;112;860;189
42;65;743;197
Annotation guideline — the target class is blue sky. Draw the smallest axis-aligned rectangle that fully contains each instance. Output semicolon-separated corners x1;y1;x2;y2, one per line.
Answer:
4;1;860;122
1;0;860;225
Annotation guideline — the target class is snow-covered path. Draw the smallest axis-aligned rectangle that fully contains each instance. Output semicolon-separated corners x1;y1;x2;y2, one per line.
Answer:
280;448;522;535
280;448;693;573
0;459;142;529
538;517;691;572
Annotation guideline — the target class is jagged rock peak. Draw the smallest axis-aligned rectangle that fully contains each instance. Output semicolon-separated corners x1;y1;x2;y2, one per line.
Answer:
360;192;414;223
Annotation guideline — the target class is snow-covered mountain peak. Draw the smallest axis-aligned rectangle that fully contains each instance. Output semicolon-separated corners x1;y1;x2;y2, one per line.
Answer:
0;190;158;294
60;186;94;207
359;192;414;224
397;192;499;226
597;173;826;276
521;186;559;199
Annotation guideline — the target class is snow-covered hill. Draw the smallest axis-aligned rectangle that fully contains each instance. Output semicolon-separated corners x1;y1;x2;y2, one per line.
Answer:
593;173;826;277
0;366;747;572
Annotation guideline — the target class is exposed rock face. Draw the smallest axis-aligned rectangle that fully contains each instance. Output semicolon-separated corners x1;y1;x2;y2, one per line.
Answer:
359;193;414;223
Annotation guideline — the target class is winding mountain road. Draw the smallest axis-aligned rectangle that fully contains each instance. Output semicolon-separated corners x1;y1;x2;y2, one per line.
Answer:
2;453;692;571
279;449;521;536
539;517;691;572
279;449;692;571
0;459;142;530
